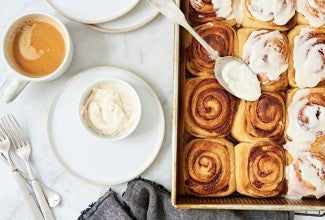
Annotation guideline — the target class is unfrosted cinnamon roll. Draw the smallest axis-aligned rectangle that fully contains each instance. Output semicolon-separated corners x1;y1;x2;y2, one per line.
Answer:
185;22;238;76
242;0;296;30
184;77;238;138
285;149;325;199
237;28;289;91
288;25;325;88
296;0;325;27
235;142;286;198
285;88;325;144
185;0;236;26
231;92;286;144
183;138;235;196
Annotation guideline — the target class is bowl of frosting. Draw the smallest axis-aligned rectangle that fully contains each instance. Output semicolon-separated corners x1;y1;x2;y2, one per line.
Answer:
79;78;141;141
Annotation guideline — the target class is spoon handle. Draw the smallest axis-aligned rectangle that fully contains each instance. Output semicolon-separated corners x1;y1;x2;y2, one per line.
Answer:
148;0;219;59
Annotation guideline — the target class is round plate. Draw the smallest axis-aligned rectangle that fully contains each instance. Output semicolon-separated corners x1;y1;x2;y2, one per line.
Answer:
47;66;165;185
87;0;159;34
46;0;140;24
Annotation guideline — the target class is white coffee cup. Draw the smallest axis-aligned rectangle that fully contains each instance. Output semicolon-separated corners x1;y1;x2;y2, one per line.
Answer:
0;11;73;103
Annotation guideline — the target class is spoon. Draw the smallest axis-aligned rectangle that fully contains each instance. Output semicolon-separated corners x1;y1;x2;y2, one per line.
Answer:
147;0;261;101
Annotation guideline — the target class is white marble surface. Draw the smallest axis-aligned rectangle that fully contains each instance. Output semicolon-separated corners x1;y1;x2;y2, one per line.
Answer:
0;1;320;220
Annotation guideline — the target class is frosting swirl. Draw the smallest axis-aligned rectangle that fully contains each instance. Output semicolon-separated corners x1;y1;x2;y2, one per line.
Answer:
297;0;325;27
184;139;234;196
242;30;289;82
184;77;238;138
293;27;325;88
286;89;325;143
245;0;295;25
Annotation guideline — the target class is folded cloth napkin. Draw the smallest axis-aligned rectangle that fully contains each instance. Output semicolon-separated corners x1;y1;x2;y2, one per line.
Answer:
79;177;294;220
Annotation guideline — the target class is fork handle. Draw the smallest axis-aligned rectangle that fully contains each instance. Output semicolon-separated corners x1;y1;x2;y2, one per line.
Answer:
12;171;44;220
32;180;55;220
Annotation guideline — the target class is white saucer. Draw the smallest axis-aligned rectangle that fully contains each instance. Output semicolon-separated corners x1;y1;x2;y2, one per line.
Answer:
46;0;140;24
87;0;159;34
47;66;165;185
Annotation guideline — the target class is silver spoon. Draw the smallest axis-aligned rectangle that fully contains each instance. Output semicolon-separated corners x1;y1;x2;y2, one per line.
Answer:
148;0;261;101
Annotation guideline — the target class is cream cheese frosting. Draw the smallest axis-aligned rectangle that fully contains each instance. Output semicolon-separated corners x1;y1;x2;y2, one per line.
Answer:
190;0;233;19
293;28;325;88
81;81;138;137
297;0;325;27
242;30;288;81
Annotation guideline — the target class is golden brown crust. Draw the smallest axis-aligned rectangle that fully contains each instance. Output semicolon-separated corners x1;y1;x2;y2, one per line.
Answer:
184;77;238;138
231;92;286;144
235;142;286;198
237;28;289;91
288;25;325;88
241;0;296;31
185;22;238;76
184;0;236;26
183;138;235;197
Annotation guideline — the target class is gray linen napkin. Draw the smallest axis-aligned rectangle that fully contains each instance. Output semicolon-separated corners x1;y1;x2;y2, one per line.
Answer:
79;177;294;220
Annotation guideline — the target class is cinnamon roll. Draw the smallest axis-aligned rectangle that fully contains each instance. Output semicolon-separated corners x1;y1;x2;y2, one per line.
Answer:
185;22;238;76
183;138;235;196
296;0;325;28
184;77;238;138
231;92;286;144
237;28;289;91
285;88;325;144
242;0;296;30
235;142;286;198
288;25;325;88
285;150;325;199
185;0;236;26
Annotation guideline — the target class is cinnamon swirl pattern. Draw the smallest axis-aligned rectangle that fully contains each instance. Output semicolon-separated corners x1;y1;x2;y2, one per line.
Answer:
235;142;286;198
183;138;235;196
285;150;325;199
288;26;325;88
242;0;296;30
285;88;325;144
238;28;289;91
231;92;286;144
297;0;325;27
185;22;237;76
184;77;238;138
186;0;235;26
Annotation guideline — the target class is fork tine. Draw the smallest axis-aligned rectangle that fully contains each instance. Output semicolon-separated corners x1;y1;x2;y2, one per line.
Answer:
0;122;6;141
1;116;20;149
9;114;28;145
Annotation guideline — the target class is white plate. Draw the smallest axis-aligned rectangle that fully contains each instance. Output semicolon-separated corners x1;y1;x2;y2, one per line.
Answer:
46;0;140;24
87;0;159;34
47;66;165;185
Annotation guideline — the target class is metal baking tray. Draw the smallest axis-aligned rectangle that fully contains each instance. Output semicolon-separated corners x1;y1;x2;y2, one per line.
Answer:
171;0;325;212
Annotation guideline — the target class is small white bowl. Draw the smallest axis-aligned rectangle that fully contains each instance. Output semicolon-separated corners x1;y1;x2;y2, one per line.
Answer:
79;78;141;141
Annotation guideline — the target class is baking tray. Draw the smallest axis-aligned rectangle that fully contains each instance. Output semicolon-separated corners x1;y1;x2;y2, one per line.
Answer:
171;0;325;211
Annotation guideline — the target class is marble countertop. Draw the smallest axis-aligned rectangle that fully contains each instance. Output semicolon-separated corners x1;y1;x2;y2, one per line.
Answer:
0;1;320;219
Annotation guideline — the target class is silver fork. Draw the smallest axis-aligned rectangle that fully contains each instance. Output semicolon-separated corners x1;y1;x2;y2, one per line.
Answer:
0;122;43;220
2;115;55;220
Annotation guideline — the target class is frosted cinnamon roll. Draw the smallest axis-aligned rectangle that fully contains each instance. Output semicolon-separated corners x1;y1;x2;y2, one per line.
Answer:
237;28;289;91
285;150;325;199
288;26;325;88
242;0;296;30
183;138;235;196
185;22;237;76
285;88;325;144
235;142;286;198
297;0;325;27
185;0;236;26
184;77;238;138
231;91;286;144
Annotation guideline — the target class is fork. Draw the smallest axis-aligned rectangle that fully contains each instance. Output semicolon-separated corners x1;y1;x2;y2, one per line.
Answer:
0;122;43;220
2;115;55;220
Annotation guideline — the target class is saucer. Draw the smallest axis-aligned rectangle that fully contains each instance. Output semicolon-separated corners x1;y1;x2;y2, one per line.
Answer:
46;0;140;24
87;0;159;34
47;66;165;185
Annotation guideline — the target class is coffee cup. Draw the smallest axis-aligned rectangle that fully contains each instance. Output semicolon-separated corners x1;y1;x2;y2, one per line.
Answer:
0;11;73;103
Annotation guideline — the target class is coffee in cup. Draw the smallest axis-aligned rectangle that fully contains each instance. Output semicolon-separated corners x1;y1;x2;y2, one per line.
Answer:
1;12;73;103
